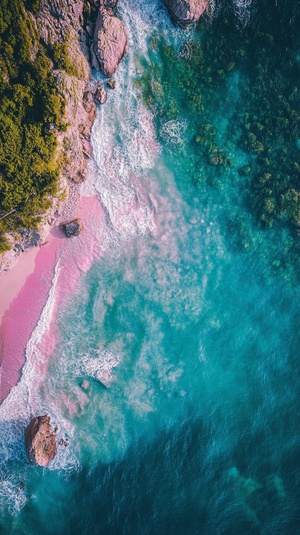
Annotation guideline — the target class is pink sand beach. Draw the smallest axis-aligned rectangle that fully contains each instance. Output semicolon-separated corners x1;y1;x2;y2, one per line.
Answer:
0;196;104;402
0;233;62;401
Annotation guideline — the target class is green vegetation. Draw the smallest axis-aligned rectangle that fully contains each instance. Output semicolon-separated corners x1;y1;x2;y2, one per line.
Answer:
53;28;82;78
236;31;300;232
0;0;67;252
25;0;42;15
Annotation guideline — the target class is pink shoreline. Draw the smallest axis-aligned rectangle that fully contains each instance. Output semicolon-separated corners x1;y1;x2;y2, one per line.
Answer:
33;195;105;383
0;248;38;325
0;232;64;402
0;195;104;402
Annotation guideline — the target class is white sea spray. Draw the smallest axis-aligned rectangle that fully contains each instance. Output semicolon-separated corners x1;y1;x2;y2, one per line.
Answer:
0;474;27;516
207;0;254;27
160;120;188;145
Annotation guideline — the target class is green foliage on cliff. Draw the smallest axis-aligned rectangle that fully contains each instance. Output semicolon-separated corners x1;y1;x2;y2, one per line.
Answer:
25;0;42;15
0;0;65;251
53;29;80;78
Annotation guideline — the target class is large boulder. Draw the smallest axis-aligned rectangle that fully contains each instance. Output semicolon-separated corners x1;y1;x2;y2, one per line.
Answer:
164;0;208;28
92;7;127;77
25;415;57;467
62;218;83;237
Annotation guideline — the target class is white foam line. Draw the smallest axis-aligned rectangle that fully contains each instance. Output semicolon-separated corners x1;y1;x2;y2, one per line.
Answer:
0;257;61;423
0;253;80;472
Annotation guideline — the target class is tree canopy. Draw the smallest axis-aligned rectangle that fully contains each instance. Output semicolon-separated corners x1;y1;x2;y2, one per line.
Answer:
0;0;65;252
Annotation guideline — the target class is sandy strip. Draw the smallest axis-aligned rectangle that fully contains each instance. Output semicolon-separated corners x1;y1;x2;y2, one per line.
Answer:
0;232;64;402
0;196;105;403
0;248;39;325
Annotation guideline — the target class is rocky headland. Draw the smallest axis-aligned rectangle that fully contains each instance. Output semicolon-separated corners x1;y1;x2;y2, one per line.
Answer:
91;5;128;76
0;0;209;272
0;0;127;271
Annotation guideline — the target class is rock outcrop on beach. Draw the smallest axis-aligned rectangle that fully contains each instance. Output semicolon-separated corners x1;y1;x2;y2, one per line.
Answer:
93;82;108;105
91;7;128;76
25;415;57;467
62;218;83;237
164;0;208;27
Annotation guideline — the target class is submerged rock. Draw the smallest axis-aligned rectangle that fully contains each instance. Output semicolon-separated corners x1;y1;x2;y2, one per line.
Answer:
164;0;208;28
62;218;83;238
92;7;127;76
25;415;57;467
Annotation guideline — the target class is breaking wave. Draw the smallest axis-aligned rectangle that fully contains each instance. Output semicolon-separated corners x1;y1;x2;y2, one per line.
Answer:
160;120;187;145
81;348;121;388
0;474;27;516
207;0;254;27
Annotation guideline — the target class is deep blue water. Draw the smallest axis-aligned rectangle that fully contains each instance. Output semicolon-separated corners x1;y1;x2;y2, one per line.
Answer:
0;1;300;533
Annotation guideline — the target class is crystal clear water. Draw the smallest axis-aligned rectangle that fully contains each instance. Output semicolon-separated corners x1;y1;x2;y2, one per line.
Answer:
0;1;300;533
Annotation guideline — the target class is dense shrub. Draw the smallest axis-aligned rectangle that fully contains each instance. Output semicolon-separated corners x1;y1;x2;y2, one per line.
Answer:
0;0;66;251
53;29;80;77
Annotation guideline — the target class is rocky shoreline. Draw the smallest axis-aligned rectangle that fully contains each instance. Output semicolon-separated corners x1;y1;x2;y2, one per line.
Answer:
0;0;209;465
164;0;208;28
0;0;207;273
0;0;127;271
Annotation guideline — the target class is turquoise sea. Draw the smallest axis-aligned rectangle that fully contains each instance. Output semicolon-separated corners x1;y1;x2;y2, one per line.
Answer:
0;1;300;533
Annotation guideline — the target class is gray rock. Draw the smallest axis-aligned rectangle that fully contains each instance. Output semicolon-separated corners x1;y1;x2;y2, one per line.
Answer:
90;42;101;70
62;218;83;237
83;90;96;113
81;138;92;158
13;244;24;253
100;0;118;7
106;79;116;89
94;83;107;104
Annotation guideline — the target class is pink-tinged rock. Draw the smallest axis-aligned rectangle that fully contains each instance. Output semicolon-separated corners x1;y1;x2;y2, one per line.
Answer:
82;137;92;158
94;83;107;104
164;0;208;28
92;7;127;76
25;415;57;467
